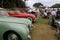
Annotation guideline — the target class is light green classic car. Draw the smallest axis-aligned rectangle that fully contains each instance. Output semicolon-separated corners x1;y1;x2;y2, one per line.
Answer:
0;8;32;40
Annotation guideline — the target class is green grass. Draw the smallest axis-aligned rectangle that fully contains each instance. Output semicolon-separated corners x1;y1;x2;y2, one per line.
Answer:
33;16;48;25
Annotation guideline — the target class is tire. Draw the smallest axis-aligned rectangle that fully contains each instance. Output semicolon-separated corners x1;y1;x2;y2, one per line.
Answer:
57;34;60;40
4;31;22;40
27;17;32;21
57;28;60;40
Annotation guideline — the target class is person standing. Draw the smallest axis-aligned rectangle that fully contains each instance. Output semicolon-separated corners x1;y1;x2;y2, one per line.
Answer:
28;8;33;13
44;10;47;18
46;8;51;19
51;9;57;18
35;8;40;19
56;8;60;19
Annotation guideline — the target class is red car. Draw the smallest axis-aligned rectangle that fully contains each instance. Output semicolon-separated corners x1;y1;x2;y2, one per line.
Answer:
8;11;36;22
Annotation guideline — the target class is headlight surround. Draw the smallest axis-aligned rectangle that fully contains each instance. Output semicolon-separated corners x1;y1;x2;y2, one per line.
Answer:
28;34;31;40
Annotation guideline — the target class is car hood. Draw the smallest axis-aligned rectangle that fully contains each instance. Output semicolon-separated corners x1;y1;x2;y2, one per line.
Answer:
0;16;29;25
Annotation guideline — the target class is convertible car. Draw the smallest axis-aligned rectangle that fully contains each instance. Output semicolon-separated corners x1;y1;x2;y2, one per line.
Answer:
8;10;36;22
0;8;32;40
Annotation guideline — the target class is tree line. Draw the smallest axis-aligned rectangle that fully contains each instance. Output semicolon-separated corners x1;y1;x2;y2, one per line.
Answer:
0;0;26;8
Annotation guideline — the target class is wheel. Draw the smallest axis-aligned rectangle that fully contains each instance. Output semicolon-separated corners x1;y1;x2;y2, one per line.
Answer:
27;17;32;21
4;32;21;40
57;34;60;40
57;28;60;40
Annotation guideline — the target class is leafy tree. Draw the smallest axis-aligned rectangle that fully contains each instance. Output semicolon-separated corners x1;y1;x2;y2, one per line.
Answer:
3;0;16;8
51;3;60;8
33;3;43;8
16;0;26;8
0;0;26;8
0;0;3;7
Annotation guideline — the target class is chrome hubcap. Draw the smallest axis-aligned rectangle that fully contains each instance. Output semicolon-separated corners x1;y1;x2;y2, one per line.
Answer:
8;33;18;40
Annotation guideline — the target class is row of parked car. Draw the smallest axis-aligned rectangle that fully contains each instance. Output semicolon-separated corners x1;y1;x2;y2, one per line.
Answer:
49;15;60;40
0;8;37;40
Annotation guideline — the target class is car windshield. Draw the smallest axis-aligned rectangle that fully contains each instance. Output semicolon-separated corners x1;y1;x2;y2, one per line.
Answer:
0;9;9;16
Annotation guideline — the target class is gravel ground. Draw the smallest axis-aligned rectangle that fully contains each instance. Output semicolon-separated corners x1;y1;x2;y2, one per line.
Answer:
31;24;57;40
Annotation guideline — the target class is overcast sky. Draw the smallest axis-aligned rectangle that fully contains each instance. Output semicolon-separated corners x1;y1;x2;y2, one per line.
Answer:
25;0;60;7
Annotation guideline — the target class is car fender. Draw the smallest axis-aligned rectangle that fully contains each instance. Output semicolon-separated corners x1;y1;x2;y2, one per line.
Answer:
0;22;29;40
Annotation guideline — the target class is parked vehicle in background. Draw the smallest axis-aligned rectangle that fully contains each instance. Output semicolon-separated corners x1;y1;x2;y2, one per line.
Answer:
8;10;36;22
28;11;37;18
48;14;60;40
53;19;60;40
56;21;60;40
